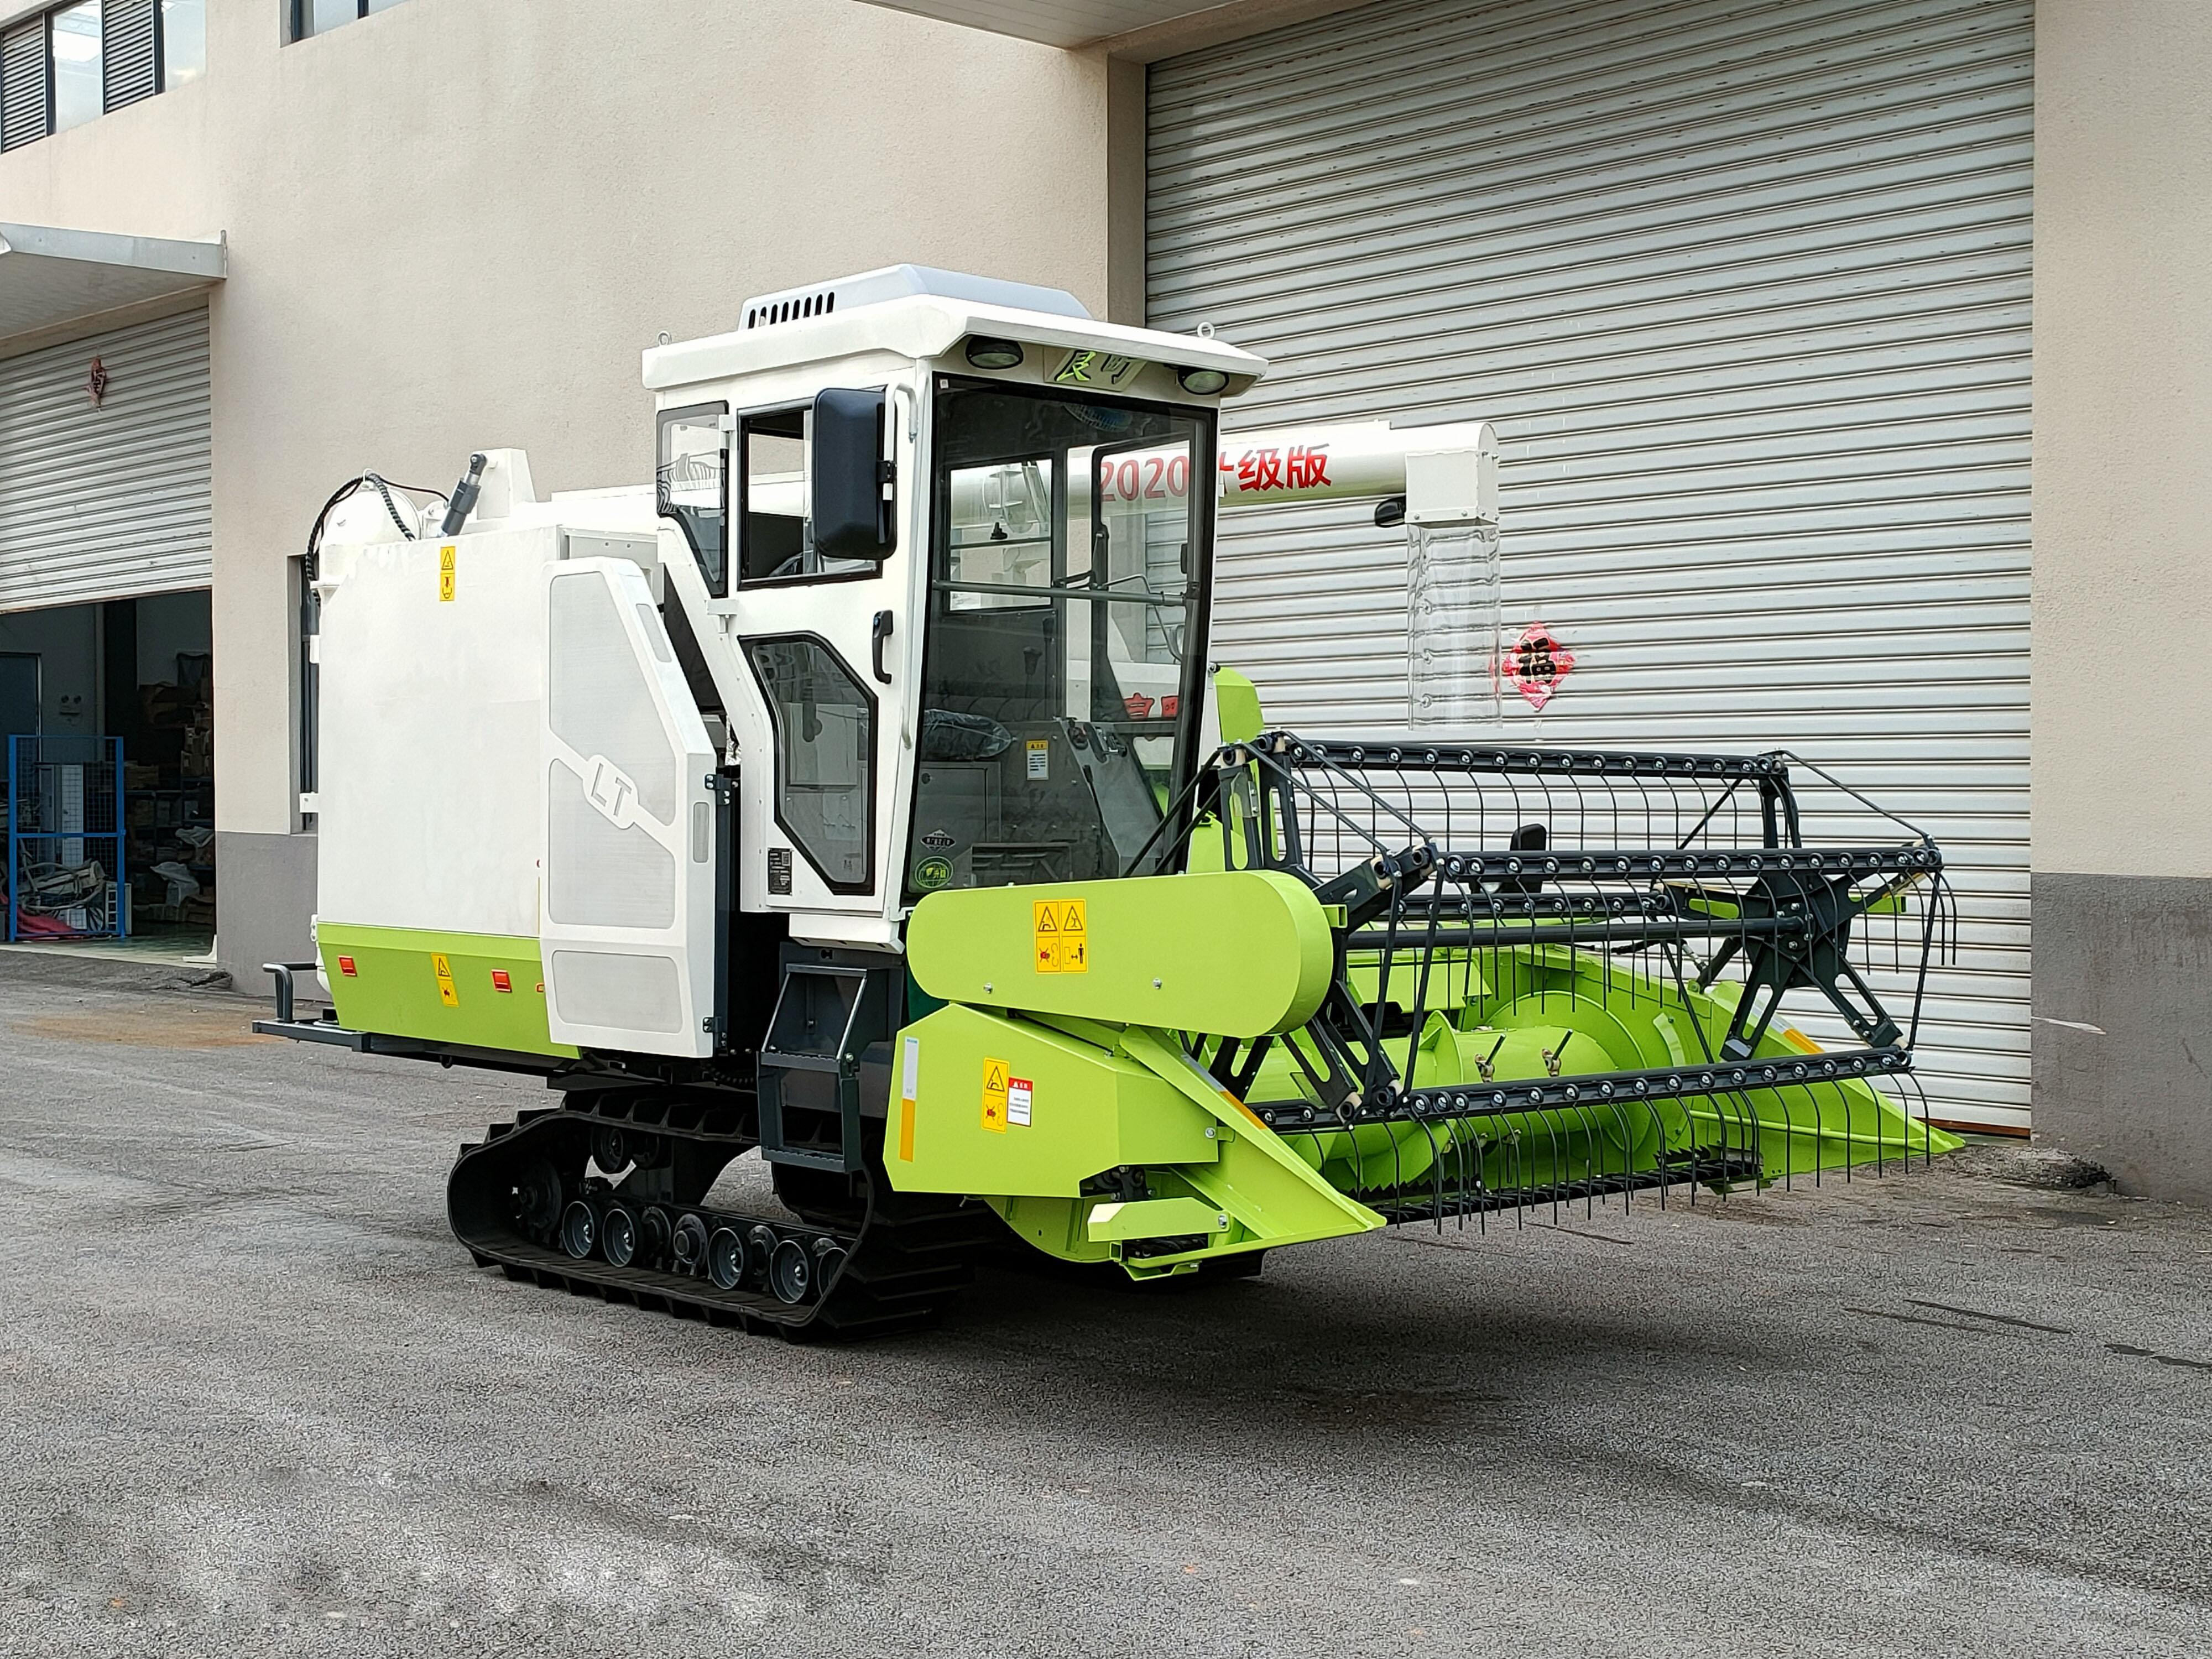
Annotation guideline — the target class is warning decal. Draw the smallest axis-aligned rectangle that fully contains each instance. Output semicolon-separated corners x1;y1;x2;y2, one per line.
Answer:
899;1036;921;1161
431;952;459;1007
1006;1077;1032;1127
980;1057;1010;1134
1032;899;1088;974
1026;739;1050;780
439;544;457;603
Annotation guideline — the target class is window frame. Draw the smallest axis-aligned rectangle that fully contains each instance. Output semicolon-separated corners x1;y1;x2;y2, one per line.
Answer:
742;631;879;897
156;0;204;89
733;396;887;592
289;0;404;42
656;400;731;600
46;0;97;135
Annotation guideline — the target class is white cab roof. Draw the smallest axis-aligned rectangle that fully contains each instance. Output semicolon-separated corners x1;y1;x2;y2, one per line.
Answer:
641;295;1267;398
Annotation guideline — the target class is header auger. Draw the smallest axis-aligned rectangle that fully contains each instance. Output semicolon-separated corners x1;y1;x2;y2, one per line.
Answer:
258;263;1958;1337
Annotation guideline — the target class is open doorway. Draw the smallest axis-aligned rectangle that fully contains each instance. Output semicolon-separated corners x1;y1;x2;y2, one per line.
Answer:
0;591;213;956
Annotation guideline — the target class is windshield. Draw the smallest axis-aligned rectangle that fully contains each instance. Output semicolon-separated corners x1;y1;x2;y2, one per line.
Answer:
905;378;1213;899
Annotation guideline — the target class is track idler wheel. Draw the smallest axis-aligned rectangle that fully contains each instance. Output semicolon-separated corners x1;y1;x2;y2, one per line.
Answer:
769;1238;815;1305
812;1237;848;1291
602;1204;638;1268
560;1200;597;1260
509;1161;564;1243
706;1227;745;1291
671;1213;710;1275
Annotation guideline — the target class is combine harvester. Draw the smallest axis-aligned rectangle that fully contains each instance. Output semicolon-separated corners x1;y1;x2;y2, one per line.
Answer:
259;265;1958;1335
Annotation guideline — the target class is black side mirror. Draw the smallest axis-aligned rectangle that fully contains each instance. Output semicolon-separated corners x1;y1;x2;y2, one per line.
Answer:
811;388;895;560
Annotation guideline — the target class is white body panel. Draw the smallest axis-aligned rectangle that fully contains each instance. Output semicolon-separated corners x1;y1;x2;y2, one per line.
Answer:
316;525;556;940
539;559;718;1057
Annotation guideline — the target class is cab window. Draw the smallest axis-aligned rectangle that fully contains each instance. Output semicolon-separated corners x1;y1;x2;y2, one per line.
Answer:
745;635;875;893
738;405;878;586
906;379;1212;900
656;403;728;596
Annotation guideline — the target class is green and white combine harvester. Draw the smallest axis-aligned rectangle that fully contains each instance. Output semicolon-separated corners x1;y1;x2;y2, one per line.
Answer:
259;265;1959;1335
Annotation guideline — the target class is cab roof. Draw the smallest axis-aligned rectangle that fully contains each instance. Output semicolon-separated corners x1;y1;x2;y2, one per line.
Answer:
641;293;1267;399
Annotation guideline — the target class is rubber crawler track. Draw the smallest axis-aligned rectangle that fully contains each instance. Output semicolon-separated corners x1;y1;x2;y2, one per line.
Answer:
448;1105;999;1338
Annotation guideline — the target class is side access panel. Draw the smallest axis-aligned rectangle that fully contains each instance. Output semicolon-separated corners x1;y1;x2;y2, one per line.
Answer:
540;559;719;1057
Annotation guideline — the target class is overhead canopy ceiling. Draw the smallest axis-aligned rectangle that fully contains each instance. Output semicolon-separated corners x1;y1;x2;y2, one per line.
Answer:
0;223;226;348
855;0;1245;48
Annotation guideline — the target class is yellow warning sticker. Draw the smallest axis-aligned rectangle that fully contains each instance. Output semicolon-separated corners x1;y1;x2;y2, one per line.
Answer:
1032;898;1088;974
439;544;457;603
431;952;459;1007
980;1057;1010;1133
899;1036;920;1161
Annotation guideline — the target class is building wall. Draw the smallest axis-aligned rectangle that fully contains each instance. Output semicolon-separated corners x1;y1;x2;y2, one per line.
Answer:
2031;0;2212;1198
0;0;1110;986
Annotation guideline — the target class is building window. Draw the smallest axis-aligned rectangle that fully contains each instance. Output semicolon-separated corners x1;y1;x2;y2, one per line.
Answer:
290;0;409;41
0;0;200;149
50;2;99;131
160;0;202;84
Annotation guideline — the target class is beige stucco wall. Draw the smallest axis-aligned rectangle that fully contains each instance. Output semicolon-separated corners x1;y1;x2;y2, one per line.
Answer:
0;0;1109;841
2031;0;2212;880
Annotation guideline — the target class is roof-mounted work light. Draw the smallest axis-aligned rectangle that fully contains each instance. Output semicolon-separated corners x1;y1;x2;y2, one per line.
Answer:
964;337;1025;369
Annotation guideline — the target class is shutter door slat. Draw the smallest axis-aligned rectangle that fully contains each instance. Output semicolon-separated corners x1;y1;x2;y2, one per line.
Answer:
0;307;214;611
1151;0;2034;1130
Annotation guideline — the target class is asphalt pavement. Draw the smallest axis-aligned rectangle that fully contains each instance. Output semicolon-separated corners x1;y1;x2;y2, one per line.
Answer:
2;952;2208;1658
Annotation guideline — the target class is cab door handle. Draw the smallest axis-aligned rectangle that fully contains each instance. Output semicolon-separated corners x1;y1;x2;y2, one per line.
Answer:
871;610;894;684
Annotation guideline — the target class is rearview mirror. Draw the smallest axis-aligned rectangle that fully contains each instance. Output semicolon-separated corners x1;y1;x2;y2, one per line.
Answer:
811;388;895;561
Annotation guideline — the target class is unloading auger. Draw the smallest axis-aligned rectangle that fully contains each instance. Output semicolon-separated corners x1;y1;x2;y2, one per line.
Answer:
256;263;1959;1337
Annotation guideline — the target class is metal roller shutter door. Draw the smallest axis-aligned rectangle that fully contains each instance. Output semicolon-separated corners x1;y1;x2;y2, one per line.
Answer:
1149;0;2033;1129
0;305;213;612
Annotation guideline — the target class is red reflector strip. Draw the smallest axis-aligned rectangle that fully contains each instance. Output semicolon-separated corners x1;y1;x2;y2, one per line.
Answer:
491;970;513;993
337;957;357;977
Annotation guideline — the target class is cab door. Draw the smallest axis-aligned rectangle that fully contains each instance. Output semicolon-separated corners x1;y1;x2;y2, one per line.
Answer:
714;385;911;941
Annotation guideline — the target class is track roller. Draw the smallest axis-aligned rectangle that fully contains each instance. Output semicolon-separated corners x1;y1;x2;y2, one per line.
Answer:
671;1213;709;1275
707;1227;745;1291
602;1204;638;1267
559;1199;596;1260
639;1206;672;1266
769;1238;815;1305
746;1223;778;1288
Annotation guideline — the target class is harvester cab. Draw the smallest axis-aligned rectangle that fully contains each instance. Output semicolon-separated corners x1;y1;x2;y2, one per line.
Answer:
270;265;1959;1337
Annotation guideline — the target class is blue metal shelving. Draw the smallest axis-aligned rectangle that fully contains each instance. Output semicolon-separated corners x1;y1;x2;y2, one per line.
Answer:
6;735;128;942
